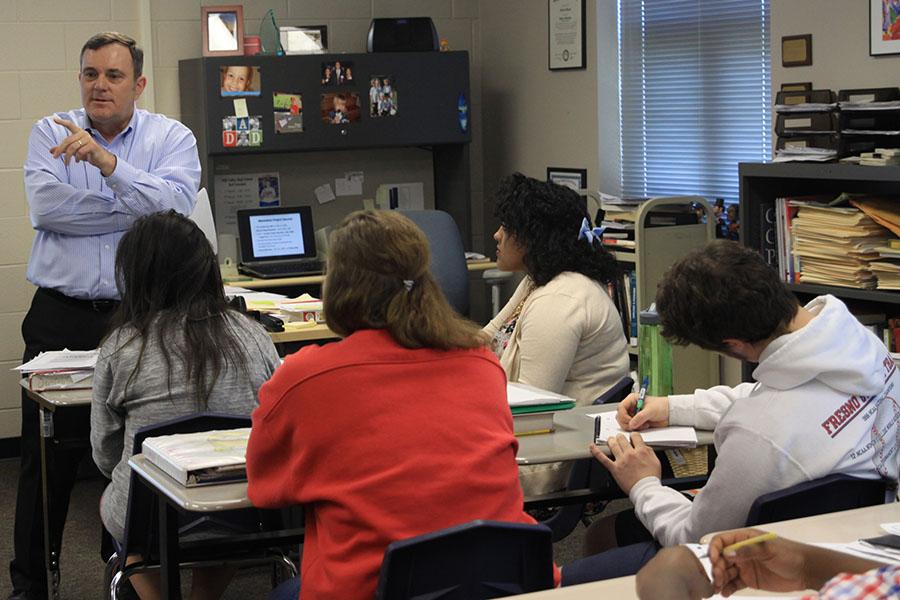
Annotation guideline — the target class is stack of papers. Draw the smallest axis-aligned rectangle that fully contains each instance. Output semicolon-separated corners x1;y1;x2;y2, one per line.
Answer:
16;349;98;391
773;146;837;163
790;204;890;289
589;412;697;447
839;100;900;111
16;349;98;372
775;102;837;113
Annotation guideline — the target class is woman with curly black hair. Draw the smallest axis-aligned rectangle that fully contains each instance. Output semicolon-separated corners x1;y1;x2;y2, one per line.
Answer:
484;173;630;494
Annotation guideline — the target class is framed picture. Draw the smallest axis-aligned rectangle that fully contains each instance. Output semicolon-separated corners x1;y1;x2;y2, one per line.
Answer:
548;0;586;70
871;0;900;55
547;167;587;191
202;5;244;57
280;25;328;54
780;82;813;92
781;34;812;67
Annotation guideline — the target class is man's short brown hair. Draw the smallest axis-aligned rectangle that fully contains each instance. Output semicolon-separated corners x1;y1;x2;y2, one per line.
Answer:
80;32;144;79
655;240;798;351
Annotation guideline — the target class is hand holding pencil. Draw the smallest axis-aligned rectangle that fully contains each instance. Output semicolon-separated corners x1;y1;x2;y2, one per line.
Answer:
706;528;883;596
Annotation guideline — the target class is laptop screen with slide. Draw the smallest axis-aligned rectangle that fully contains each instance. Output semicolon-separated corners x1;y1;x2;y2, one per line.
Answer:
237;206;317;264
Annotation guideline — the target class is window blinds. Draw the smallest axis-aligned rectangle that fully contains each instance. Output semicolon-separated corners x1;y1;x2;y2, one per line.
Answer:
619;0;771;203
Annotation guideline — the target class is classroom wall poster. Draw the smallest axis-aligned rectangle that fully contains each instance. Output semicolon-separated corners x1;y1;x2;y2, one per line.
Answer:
213;172;281;235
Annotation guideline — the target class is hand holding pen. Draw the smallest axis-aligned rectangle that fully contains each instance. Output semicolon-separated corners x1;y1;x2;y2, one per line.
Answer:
615;379;670;431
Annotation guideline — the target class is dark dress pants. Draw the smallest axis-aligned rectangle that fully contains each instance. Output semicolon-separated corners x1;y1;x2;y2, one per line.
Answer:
9;288;116;598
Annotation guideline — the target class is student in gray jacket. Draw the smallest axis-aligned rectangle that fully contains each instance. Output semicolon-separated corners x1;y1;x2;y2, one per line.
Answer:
90;210;279;600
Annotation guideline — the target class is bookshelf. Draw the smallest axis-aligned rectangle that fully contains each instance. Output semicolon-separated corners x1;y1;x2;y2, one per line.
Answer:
611;196;720;393
739;162;900;377
740;162;900;300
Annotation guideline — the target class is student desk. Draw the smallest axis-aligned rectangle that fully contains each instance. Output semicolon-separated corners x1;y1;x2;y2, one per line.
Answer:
518;405;715;509
124;405;714;598
128;454;251;599
269;322;337;344
20;381;92;599
506;502;900;599
518;404;714;465
221;260;497;289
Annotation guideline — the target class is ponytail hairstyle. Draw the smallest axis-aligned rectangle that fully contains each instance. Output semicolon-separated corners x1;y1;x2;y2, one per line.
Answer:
324;210;488;350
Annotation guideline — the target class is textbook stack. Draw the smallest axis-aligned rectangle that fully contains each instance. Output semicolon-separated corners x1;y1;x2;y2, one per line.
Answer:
599;194;644;250
16;349;99;392
507;383;575;436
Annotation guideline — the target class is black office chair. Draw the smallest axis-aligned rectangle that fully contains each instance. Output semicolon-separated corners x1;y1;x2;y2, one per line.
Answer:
537;376;635;542
104;413;302;600
398;209;469;315
745;473;892;527
375;520;554;600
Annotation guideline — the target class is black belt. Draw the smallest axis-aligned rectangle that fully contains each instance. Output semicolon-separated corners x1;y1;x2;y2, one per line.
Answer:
39;287;120;312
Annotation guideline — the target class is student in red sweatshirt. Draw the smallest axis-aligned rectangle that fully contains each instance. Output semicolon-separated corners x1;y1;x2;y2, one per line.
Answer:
246;210;551;600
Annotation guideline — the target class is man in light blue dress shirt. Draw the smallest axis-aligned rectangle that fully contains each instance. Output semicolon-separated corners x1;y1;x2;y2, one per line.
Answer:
11;32;200;600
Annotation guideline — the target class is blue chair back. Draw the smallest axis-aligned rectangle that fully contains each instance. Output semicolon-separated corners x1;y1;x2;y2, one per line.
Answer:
398;209;469;315
745;473;890;526
375;520;554;600
592;376;635;405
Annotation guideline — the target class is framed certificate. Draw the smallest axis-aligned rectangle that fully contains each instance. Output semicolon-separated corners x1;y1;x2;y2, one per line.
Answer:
549;0;586;71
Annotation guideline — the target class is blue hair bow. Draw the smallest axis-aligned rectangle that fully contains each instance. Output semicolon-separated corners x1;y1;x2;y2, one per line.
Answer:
578;217;606;245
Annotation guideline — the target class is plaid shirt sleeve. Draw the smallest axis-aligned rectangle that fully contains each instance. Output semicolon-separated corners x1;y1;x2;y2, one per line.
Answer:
811;565;900;600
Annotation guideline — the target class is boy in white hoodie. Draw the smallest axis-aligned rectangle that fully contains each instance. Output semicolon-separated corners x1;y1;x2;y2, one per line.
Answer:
590;240;899;551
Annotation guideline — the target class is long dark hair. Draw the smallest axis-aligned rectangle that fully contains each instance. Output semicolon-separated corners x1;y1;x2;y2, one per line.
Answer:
107;210;248;406
325;210;487;350
494;173;620;287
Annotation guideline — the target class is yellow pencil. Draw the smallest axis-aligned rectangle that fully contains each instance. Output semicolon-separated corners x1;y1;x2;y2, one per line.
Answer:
722;532;777;555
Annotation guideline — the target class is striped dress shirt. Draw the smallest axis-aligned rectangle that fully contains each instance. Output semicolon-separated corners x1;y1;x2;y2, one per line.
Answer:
23;107;201;300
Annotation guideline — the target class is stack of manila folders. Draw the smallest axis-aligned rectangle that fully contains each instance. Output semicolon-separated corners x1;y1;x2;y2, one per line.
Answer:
142;428;251;487
16;349;98;391
508;383;575;436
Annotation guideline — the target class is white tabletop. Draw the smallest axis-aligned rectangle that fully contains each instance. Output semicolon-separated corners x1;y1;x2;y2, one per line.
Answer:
517;405;715;465
508;502;900;599
128;454;251;512
20;379;92;409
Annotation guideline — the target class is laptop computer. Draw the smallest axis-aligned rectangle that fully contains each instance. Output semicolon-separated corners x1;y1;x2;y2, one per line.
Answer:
236;206;323;279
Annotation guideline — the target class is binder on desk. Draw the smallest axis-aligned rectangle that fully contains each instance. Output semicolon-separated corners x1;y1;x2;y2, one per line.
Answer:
142;428;251;487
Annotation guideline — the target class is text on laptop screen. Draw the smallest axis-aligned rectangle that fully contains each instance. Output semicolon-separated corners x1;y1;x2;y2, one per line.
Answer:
249;212;305;258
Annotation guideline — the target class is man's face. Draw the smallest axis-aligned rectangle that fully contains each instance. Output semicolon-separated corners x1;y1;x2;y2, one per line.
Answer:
79;43;146;130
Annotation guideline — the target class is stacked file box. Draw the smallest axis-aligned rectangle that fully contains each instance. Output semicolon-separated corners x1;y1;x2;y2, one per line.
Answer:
774;89;838;162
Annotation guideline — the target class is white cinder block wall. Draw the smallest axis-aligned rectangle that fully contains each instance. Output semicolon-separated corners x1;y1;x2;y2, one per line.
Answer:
0;0;483;441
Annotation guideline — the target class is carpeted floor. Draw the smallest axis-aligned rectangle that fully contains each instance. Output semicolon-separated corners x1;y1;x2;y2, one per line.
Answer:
0;455;616;599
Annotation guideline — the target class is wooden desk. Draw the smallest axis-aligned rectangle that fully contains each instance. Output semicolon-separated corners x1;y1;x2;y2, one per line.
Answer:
21;382;92;600
221;260;498;289
269;323;337;344
507;503;900;599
